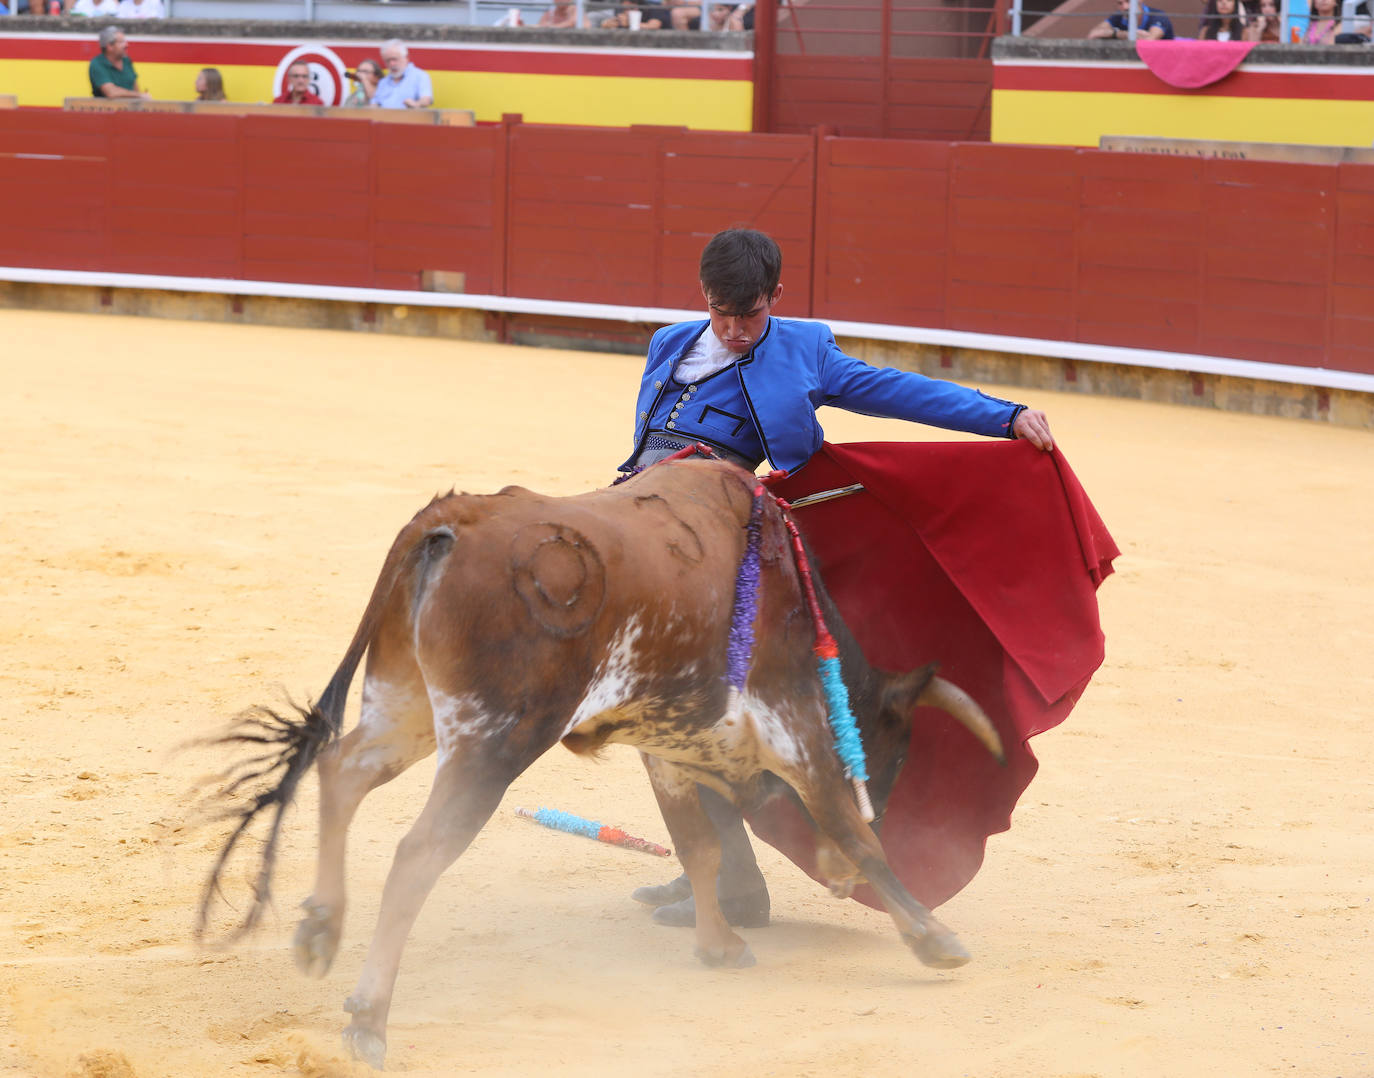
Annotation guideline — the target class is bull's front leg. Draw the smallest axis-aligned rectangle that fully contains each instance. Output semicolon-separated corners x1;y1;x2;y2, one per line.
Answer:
641;755;755;969
803;786;970;969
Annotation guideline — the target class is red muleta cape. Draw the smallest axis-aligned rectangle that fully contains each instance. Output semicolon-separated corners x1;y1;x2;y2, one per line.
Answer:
754;440;1118;911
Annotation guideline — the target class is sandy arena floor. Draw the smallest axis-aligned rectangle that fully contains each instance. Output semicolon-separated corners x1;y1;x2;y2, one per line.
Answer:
1;307;1371;1078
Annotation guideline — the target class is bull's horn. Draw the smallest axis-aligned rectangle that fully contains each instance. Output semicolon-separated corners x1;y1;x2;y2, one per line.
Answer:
918;676;1005;764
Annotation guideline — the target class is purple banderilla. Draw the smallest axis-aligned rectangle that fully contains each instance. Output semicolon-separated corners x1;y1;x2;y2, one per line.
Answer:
725;484;766;695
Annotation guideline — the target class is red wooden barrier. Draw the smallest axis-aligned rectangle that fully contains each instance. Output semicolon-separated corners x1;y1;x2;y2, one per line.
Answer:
1;109;1372;378
812;136;952;327
504;124;815;311
1332;163;1374;377
1077;151;1204;357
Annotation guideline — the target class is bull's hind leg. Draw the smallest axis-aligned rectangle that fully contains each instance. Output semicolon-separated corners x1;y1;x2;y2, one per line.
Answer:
295;666;436;980
642;756;755;969
341;726;554;1070
798;784;970;970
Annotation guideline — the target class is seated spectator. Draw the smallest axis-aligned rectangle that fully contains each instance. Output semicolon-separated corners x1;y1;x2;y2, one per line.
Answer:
88;26;147;99
1335;0;1372;40
727;3;753;27
194;67;226;101
274;60;324;105
1244;0;1282;39
373;39;434;109
71;0;120;15
1304;0;1339;41
585;0;638;25
670;2;750;29
116;0;164;17
1199;0;1248;38
538;0;579;25
1088;0;1176;37
344;59;382;107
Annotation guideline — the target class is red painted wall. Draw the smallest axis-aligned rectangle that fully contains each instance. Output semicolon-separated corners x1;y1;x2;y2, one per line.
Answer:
1;110;1371;377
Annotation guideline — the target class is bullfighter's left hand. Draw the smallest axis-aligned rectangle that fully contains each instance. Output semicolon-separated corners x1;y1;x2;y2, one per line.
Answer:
1013;408;1054;451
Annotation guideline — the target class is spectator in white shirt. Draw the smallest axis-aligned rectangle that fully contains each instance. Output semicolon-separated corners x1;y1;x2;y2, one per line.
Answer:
70;0;120;14
117;0;164;18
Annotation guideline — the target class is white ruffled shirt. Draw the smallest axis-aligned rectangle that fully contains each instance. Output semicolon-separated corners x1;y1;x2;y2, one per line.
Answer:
673;326;741;384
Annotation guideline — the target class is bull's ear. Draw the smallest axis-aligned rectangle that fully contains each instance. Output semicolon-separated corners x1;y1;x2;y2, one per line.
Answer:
879;662;939;725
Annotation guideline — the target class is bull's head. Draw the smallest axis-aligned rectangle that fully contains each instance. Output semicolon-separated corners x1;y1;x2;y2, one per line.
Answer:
859;664;1005;815
818;664;1004;898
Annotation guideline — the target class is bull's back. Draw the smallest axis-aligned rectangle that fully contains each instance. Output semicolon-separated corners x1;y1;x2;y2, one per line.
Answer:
410;462;757;706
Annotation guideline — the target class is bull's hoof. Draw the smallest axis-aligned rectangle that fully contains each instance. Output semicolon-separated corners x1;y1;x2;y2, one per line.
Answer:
904;927;971;970
293;903;342;979
826;877;857;900
694;940;756;969
342;1022;387;1071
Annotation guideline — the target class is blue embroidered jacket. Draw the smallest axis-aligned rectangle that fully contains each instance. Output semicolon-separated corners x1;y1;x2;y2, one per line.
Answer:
620;317;1025;474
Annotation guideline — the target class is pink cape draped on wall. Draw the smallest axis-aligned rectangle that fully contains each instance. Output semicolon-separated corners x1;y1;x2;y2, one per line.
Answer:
1136;39;1255;89
752;440;1119;911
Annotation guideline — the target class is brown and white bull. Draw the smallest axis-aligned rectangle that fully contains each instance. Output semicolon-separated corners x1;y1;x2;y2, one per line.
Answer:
199;457;1003;1070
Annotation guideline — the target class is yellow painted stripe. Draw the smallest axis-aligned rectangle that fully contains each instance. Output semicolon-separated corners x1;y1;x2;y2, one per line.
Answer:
428;69;752;128
0;56;752;129
992;88;1374;149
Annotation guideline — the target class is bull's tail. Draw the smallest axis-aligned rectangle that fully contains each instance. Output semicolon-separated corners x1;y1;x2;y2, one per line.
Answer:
194;496;458;944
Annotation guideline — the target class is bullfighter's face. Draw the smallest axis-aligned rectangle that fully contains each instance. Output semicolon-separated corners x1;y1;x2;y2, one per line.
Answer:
702;283;783;355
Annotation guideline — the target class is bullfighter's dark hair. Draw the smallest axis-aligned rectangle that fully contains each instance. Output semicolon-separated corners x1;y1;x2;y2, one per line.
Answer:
699;228;782;313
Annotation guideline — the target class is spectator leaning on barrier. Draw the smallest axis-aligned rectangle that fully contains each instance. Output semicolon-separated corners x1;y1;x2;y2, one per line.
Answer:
1304;0;1339;41
89;27;148;99
1245;0;1282;39
274;60;325;105
586;0;644;26
1199;0;1248;38
116;0;164;18
538;0;580;26
670;1;752;29
1334;0;1371;40
1088;0;1176;37
373;40;433;110
195;67;226;101
70;0;119;15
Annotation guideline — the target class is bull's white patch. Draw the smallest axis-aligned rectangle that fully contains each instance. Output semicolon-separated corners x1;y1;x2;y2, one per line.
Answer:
350;677;434;773
561;616;647;738
429;689;515;762
743;696;815;776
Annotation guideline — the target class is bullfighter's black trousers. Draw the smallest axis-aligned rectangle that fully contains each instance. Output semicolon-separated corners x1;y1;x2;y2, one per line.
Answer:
698;784;768;898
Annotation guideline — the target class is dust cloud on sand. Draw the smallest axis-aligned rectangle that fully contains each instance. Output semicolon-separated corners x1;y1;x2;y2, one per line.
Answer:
1;308;1371;1077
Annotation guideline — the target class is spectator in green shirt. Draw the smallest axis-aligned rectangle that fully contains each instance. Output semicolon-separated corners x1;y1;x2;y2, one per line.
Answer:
89;27;147;100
